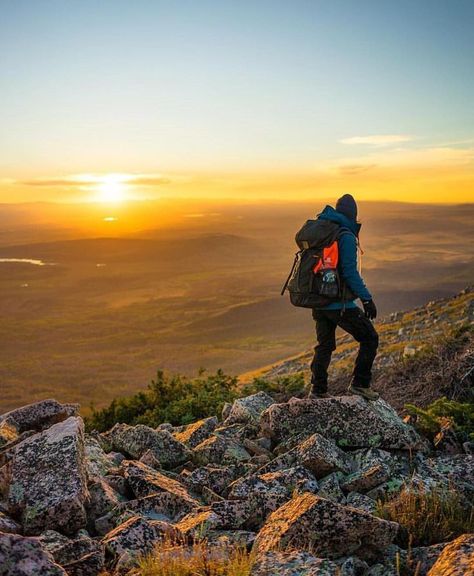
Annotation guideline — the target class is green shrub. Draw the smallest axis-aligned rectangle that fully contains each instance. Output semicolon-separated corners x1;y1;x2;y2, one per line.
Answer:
85;369;239;432
405;397;474;442
242;372;306;400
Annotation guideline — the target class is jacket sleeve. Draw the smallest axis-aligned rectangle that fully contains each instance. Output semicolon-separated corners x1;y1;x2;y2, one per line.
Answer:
338;233;372;301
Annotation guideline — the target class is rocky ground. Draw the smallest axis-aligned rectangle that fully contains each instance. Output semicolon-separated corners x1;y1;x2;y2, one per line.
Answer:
0;392;473;575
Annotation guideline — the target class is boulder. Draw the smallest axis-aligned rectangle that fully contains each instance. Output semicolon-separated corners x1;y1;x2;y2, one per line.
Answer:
48;536;105;576
254;493;399;559
173;416;218;448
84;435;116;478
102;423;191;469
87;477;122;519
0;399;79;432
0;531;67;576
176;499;253;537
0;510;21;534
416;454;474;500
183;464;245;496
121;460;199;515
260;396;423;449
427;534;474;576
224;392;274;425
250;550;344;575
8;416;89;535
295;433;353;479
410;543;448;575
317;472;346;504
345;492;377;514
192;435;251;466
228;466;318;528
102;515;179;562
341;463;391;493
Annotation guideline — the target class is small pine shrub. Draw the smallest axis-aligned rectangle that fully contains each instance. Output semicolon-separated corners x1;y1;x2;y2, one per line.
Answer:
85;369;240;432
243;372;306;401
405;397;474;442
376;485;474;546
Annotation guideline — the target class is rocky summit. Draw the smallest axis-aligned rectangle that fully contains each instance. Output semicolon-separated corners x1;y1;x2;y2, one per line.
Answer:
0;392;473;576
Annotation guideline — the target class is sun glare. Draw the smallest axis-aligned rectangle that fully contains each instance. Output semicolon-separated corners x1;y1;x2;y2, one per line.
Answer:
96;174;129;203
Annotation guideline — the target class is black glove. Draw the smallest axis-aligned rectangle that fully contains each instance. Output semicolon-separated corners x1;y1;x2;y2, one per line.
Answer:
362;299;377;320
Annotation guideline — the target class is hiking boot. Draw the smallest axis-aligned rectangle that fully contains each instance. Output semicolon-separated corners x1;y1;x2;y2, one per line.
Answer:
348;385;380;401
307;391;331;400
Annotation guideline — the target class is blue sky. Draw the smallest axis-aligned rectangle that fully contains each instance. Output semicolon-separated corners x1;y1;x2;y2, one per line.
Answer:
0;0;473;201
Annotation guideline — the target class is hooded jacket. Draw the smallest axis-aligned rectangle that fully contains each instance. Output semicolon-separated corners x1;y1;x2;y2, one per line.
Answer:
316;205;372;309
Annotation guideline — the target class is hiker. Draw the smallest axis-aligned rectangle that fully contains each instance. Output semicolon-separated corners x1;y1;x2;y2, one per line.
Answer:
308;194;379;400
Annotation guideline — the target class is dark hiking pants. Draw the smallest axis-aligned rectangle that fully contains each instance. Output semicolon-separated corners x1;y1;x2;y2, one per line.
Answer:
310;307;379;393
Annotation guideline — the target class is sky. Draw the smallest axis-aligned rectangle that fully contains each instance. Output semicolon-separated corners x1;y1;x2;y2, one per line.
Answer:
1;0;473;203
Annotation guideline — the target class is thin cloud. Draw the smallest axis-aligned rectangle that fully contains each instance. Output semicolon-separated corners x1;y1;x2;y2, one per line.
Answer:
340;134;416;147
338;164;377;176
20;173;171;187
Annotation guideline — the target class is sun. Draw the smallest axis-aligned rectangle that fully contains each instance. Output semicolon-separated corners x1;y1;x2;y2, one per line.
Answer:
96;174;128;203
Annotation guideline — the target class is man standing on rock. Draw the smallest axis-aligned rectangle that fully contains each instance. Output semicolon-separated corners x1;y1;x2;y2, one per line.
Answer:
309;194;379;400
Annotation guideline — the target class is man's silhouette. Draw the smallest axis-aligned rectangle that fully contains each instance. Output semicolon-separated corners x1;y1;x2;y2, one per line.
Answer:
309;194;379;400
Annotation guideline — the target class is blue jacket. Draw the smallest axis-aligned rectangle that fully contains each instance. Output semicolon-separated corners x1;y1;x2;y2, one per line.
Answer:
316;205;372;309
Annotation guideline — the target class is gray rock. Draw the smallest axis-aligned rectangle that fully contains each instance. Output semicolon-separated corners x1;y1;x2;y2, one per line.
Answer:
254;493;399;559
317;472;346;504
410;543;448;575
176;499;253;537
341;463;391;493
0;510;21;534
183;464;244;496
295;433;353;479
173;416;218;448
228;466;319;528
192;434;251;466
224;392;274;425
84;435;116;479
102;423;191;469
8;416;89;535
0;531;67;576
102;515;179;562
87;477;122;519
345;491;377;514
260;396;424;450
0;399;79;433
49;536;105;576
251;550;343;575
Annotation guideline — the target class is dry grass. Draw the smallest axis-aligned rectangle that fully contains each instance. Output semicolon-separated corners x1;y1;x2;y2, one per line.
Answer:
101;539;255;576
376;485;474;547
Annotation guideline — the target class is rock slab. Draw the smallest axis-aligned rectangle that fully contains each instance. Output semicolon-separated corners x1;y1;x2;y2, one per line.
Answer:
8;416;89;535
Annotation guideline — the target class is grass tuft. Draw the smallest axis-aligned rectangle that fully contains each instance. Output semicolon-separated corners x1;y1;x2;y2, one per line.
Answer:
376;485;474;547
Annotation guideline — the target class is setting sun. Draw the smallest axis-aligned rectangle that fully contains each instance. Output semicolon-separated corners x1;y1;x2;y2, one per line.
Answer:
96;174;129;203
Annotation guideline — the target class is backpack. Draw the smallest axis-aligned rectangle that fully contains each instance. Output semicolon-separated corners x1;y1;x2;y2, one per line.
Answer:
281;218;355;308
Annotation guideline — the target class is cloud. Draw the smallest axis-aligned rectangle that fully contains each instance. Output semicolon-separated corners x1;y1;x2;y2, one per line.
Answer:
338;164;377;176
20;173;171;187
340;134;416;147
